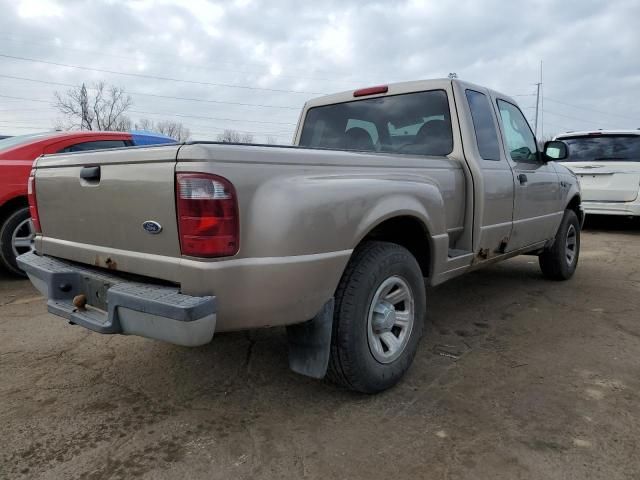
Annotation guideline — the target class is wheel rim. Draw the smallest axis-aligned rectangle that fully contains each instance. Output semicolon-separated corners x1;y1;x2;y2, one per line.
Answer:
11;218;35;258
565;224;577;267
367;275;415;364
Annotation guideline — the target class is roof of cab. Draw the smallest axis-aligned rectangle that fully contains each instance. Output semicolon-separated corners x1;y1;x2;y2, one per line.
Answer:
303;78;454;109
302;78;516;109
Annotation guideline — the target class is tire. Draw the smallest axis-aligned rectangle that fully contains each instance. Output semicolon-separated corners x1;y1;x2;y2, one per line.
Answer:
539;209;580;280
327;241;426;393
0;207;34;277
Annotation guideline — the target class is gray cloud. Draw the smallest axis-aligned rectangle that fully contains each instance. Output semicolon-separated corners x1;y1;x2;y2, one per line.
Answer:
0;0;639;140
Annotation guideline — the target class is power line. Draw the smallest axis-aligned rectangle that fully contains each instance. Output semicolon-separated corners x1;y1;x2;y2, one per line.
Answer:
0;94;51;104
543;109;623;128
0;123;52;130
0;33;361;87
0;32;398;83
542;119;573;132
0;107;51;113
0;101;297;129
129;109;295;126
544;96;640;123
0;53;326;95
0;95;293;137
173;124;292;136
0;74;301;110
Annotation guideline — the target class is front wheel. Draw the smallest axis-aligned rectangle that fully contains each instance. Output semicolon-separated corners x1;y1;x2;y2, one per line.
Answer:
0;207;35;276
327;241;426;393
539;209;580;280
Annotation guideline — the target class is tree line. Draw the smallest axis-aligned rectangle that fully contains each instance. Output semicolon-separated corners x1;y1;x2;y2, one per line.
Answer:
53;81;265;144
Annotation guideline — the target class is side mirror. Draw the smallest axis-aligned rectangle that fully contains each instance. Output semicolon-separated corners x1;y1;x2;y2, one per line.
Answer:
543;140;568;161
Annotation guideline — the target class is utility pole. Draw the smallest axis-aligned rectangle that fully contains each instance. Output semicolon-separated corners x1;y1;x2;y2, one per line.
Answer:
540;61;543;139
534;81;541;136
534;61;543;137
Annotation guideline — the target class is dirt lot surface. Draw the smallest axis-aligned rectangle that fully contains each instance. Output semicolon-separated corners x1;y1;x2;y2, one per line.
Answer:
1;218;639;480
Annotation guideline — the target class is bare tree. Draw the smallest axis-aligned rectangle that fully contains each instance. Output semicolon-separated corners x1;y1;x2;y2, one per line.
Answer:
155;120;191;141
265;135;278;145
216;129;254;143
54;82;133;131
134;118;191;141
136;118;155;131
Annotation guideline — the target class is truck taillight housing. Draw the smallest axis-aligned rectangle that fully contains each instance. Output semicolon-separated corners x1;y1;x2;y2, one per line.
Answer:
176;173;239;258
27;169;41;233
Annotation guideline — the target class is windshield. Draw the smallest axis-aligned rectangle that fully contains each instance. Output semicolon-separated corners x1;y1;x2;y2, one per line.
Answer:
299;90;453;157
559;134;640;162
0;132;55;152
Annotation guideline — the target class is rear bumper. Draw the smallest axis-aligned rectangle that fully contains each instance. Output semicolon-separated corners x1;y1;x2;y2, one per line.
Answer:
17;252;216;347
582;200;640;217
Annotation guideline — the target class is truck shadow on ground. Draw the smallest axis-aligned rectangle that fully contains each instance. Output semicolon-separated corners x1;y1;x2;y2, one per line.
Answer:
583;215;639;234
72;256;550;407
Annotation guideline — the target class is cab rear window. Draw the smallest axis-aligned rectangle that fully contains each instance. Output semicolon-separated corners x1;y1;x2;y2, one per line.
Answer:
299;90;453;157
559;135;640;162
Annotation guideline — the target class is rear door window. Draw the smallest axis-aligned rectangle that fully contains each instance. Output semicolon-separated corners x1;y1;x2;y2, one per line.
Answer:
466;90;500;161
299;90;453;157
57;140;131;153
558;135;640;162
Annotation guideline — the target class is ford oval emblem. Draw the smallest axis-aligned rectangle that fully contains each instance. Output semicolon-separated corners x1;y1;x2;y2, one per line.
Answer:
142;221;163;234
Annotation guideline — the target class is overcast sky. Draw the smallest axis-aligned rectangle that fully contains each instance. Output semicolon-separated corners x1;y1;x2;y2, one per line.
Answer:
0;0;639;141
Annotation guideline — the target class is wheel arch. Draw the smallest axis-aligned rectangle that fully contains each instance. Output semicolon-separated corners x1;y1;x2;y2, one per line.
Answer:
355;215;433;279
566;194;583;226
0;196;29;227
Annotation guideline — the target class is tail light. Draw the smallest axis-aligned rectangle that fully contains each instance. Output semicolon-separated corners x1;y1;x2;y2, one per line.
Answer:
353;85;388;97
27;169;41;233
176;173;239;258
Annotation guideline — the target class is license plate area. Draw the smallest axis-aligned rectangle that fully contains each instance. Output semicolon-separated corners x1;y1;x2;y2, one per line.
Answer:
78;274;113;312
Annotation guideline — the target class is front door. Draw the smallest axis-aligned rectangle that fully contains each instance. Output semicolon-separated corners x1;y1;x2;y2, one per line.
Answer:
496;99;562;251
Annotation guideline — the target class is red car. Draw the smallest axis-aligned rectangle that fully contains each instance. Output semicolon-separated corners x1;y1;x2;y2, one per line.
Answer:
0;130;175;275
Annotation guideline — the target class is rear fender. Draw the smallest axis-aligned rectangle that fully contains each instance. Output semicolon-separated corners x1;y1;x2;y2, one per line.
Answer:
244;173;446;259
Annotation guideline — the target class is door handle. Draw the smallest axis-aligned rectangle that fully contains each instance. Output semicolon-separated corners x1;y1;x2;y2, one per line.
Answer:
517;173;528;185
80;166;100;181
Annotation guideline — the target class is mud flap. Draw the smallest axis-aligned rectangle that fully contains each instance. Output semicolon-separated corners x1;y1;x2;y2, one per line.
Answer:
286;298;334;379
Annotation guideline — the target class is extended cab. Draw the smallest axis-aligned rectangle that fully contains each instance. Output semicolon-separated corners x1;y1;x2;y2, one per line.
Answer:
19;79;582;393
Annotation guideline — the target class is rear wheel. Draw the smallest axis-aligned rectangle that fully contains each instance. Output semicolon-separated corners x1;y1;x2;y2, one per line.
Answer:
0;207;35;276
539;209;580;280
327;241;426;393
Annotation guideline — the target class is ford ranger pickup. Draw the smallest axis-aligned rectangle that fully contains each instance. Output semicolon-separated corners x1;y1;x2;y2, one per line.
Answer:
18;79;583;393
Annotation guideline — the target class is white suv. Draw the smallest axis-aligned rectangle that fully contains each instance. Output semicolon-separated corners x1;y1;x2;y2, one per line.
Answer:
555;130;640;217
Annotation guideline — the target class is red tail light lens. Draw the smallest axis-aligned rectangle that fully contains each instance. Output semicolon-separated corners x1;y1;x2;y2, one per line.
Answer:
176;173;239;258
27;170;41;233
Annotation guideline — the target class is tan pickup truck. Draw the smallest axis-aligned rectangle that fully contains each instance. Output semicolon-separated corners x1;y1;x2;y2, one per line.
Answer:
19;79;583;393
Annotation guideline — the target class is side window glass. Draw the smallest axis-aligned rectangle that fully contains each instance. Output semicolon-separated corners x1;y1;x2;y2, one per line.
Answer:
57;140;128;153
465;90;500;160
497;100;538;162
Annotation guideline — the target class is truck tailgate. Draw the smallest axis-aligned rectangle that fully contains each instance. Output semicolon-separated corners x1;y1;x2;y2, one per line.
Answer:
35;145;182;268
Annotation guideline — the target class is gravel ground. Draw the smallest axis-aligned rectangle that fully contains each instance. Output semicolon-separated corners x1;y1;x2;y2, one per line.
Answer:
1;217;639;480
